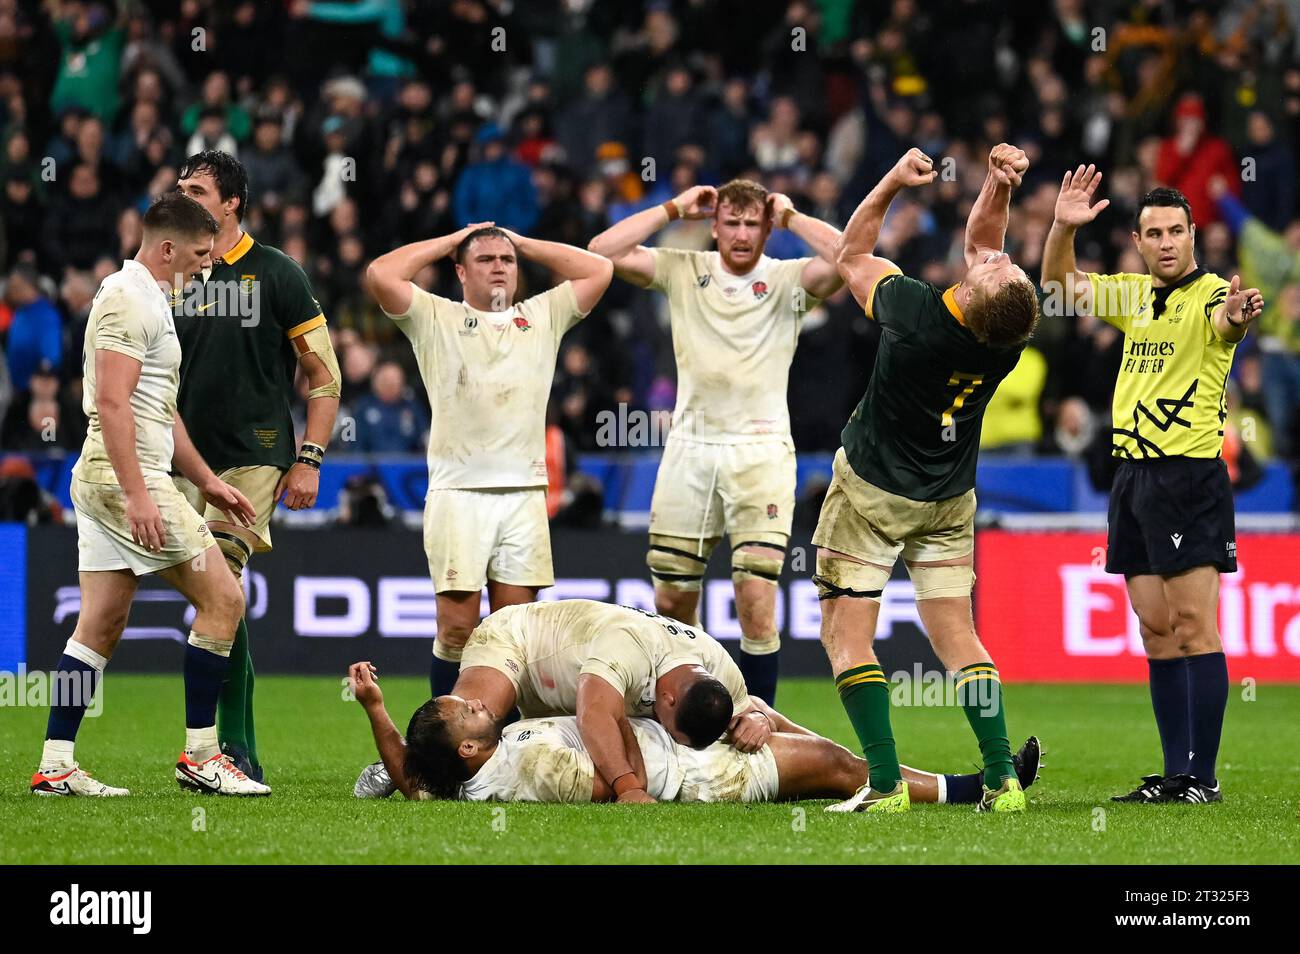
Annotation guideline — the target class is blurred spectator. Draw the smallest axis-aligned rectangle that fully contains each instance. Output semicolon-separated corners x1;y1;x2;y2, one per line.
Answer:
2;265;61;390
242;113;305;210
351;361;427;453
554;63;635;177
1155;93;1238;226
40;163;118;273
1213;182;1300;457
50;1;125;122
1240;111;1296;232
181;71;251;144
453;124;539;232
980;346;1048;454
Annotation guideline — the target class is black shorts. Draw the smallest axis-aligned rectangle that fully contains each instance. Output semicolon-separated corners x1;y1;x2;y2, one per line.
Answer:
1105;456;1237;577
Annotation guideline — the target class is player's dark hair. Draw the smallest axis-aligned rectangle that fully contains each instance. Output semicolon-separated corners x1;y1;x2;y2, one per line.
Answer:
177;149;248;222
403;699;471;800
965;277;1040;348
676;677;733;749
1134;187;1192;231
142;191;219;240
454;226;515;263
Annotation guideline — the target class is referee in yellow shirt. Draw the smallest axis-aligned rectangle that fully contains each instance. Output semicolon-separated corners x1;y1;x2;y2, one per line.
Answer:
1043;167;1264;805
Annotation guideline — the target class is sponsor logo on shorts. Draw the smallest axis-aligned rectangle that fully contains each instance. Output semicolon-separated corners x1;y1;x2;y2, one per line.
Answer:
1226;541;1237;557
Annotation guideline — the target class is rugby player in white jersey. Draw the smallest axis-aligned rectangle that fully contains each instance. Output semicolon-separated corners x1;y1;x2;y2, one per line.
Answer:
30;193;268;797
587;180;844;705
346;661;1042;806
365;225;613;698
356;599;783;803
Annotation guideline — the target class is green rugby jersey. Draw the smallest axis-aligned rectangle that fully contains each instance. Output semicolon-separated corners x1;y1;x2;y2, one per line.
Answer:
841;271;1024;501
173;232;325;471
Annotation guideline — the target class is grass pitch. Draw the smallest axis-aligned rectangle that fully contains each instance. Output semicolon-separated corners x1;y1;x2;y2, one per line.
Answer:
2;676;1296;864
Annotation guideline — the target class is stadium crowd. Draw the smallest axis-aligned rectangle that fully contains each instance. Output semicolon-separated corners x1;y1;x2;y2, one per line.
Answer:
1;0;1298;514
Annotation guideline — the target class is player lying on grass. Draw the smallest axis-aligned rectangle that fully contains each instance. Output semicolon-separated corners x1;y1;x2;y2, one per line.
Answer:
348;662;1042;805
356;599;777;803
30;193;268;797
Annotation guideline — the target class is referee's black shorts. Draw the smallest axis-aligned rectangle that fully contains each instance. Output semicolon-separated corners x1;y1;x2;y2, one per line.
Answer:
1105;456;1237;577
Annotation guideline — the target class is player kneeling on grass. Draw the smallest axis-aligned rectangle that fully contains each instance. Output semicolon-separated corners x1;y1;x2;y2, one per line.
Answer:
348;662;1041;805
30;193;269;798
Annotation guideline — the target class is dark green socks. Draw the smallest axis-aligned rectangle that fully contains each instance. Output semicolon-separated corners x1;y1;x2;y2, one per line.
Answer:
956;663;1013;789
217;617;259;770
835;664;900;791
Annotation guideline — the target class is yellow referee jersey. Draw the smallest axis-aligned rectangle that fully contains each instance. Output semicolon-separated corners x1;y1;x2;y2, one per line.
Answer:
1088;268;1234;459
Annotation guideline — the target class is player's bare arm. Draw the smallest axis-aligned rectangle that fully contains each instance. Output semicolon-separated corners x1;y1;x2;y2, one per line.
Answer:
745;694;816;737
586;184;718;288
1043;164;1111;317
964;144;1027;266
349;662;420;800
275;345;340;511
1211;274;1264;344
364;221;496;315
576;673;655;803
835;148;936;312
767;192;844;299
496;228;614;314
171;412;255;528
95;348;165;552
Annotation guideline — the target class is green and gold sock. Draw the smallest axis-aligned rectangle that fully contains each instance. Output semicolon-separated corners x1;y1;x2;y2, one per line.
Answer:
835;664;900;791
955;663;1014;789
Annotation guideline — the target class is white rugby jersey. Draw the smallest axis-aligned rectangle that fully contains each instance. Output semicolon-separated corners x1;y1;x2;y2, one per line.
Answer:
647;249;818;443
386;281;585;490
473;599;751;722
74;260;182;485
459;717;684;803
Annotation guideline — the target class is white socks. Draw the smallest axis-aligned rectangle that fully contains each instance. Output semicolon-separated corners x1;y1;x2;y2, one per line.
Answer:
40;739;76;771
185;726;220;763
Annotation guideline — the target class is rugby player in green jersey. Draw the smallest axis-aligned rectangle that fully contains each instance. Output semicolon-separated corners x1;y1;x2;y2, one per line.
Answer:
173;151;343;785
813;145;1040;813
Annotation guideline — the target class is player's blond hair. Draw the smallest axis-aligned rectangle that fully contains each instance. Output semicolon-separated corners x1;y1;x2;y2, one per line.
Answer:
966;278;1040;348
715;179;769;216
